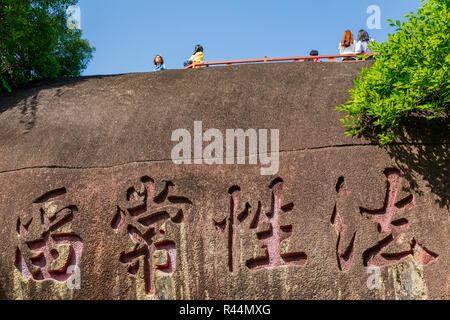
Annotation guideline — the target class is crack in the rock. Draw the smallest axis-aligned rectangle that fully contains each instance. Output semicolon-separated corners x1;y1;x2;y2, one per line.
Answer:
0;142;447;175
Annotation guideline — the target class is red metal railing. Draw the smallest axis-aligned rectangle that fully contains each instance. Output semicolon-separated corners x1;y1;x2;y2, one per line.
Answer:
184;53;374;69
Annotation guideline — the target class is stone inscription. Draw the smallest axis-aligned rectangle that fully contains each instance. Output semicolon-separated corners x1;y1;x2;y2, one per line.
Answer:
111;176;193;295
15;188;83;282
12;168;439;294
213;178;307;273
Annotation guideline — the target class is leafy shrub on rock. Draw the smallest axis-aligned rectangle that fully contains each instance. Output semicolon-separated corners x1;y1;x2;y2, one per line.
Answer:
337;0;449;145
0;0;94;92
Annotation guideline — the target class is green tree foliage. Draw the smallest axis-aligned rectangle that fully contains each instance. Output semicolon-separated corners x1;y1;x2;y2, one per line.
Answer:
336;0;449;145
0;0;94;92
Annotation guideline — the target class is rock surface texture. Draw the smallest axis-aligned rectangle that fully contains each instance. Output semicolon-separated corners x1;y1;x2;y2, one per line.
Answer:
0;62;448;300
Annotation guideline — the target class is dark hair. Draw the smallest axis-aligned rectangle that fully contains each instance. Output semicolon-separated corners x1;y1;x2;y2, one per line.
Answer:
358;30;370;42
195;44;203;53
154;55;164;66
310;50;319;56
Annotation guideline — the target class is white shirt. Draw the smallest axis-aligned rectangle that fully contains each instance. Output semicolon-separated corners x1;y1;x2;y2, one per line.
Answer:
339;41;355;55
355;39;374;54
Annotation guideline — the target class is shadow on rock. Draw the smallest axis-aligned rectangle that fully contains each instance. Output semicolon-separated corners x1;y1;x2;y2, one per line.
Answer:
0;75;115;133
360;114;449;209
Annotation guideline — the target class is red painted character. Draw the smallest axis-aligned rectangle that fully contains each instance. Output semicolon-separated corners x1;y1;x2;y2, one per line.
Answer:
111;176;192;295
15;188;83;282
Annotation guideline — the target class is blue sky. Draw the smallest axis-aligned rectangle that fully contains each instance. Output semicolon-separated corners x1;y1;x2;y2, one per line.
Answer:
78;0;423;76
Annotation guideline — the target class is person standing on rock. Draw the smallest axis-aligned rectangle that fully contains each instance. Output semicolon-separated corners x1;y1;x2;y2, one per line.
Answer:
339;30;356;61
154;55;167;71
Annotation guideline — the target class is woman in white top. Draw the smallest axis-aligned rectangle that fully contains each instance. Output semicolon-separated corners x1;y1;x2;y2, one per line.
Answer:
339;30;356;61
355;29;374;59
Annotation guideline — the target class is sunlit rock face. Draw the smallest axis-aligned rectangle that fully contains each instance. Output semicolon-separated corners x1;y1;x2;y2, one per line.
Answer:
0;62;448;300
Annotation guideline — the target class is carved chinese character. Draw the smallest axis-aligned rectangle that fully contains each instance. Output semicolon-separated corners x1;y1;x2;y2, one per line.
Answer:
214;178;307;273
15;188;83;282
111;176;192;295
361;168;438;267
331;177;357;272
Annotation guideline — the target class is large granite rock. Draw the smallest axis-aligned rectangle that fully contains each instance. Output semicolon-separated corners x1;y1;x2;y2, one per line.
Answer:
0;62;448;300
